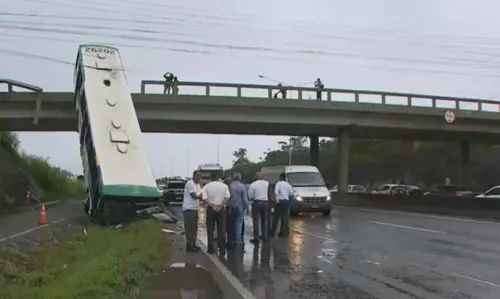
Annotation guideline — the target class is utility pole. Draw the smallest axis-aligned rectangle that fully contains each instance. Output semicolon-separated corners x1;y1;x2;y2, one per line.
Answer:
186;149;190;177
217;136;220;164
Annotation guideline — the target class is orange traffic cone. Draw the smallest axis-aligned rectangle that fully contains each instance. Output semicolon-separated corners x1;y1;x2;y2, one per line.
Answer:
39;202;47;225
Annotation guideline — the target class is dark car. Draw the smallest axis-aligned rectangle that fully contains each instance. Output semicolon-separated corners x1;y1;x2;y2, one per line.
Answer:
424;185;473;197
163;179;186;203
406;185;423;195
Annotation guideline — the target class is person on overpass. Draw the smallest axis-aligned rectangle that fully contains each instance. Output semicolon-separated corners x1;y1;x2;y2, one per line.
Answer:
182;170;203;252
226;172;249;249
248;172;271;243
270;172;293;238
172;76;179;95
314;78;324;101
163;72;174;95
278;83;287;99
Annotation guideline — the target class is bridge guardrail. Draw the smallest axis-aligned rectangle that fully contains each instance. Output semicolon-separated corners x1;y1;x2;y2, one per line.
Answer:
141;80;500;113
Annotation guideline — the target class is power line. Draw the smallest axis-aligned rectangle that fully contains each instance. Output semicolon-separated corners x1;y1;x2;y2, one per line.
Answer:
31;0;500;48
3;22;500;76
8;1;500;59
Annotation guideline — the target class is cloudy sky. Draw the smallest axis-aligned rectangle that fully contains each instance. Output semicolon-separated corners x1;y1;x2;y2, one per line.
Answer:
1;0;500;177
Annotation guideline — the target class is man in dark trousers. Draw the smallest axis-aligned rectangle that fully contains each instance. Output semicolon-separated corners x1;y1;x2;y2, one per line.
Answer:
248;172;271;243
182;171;203;252
270;172;293;238
202;171;230;256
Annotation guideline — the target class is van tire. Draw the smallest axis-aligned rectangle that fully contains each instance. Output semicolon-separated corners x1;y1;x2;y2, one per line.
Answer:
322;210;331;216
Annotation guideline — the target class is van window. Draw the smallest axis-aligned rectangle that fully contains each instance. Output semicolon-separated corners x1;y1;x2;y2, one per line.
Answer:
287;172;325;187
262;173;280;185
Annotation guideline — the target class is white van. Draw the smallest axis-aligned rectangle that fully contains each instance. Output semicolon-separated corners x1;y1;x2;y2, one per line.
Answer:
261;165;332;216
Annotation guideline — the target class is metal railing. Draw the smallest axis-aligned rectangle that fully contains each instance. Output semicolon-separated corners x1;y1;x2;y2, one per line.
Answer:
0;79;44;125
141;80;500;112
0;79;43;92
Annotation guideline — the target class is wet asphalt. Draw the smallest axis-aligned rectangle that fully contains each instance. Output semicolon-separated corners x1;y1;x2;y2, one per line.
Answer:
172;205;500;299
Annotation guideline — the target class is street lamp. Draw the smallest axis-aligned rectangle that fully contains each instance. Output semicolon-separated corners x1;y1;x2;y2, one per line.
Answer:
278;138;293;165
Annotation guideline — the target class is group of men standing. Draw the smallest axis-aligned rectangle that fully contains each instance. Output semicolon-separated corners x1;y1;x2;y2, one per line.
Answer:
182;170;294;256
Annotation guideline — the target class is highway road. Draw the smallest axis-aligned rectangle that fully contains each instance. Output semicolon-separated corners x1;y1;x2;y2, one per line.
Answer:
0;201;82;243
187;206;500;299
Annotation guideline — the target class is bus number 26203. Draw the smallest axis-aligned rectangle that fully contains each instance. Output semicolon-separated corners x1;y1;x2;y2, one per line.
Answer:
84;47;116;55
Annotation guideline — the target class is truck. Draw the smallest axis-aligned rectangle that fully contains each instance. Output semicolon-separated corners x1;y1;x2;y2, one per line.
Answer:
197;163;224;186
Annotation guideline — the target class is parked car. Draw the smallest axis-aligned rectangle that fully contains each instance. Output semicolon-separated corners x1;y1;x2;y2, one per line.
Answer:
424;185;473;197
330;184;367;193
406;185;422;195
371;184;408;196
475;185;500;198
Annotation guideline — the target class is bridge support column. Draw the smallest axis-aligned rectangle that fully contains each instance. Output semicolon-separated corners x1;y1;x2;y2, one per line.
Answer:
460;140;470;187
309;135;319;167
337;127;350;194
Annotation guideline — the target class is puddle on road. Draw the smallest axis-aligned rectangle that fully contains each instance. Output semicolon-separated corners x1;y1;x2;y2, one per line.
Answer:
139;262;224;299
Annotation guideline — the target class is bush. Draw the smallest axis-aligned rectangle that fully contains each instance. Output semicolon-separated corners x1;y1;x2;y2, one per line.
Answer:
1;132;85;201
18;154;84;200
0;132;21;157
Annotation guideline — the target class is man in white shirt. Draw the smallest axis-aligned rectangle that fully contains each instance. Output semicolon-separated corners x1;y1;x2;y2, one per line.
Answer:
183;171;203;252
202;171;230;255
248;172;272;243
270;172;293;238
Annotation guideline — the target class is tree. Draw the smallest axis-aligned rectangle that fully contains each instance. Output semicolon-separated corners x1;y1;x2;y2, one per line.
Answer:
232;148;250;167
228;138;500;190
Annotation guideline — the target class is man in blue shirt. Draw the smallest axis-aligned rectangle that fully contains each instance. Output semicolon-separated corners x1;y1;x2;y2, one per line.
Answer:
226;172;249;248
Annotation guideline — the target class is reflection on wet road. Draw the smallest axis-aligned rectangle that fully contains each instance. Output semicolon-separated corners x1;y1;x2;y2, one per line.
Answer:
204;207;500;299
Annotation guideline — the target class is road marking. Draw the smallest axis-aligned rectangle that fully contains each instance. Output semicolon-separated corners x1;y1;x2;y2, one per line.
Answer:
0;216;72;243
451;272;500;289
332;205;500;225
367;220;447;234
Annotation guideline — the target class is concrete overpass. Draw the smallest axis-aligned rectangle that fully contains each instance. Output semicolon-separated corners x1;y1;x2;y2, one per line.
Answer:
1;79;499;192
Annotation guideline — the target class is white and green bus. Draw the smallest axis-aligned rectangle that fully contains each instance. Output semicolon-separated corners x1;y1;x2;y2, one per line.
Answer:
74;44;159;223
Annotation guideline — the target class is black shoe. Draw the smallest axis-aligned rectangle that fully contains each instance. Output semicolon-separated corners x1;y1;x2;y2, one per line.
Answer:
219;249;226;257
250;238;259;244
186;245;200;252
207;248;215;254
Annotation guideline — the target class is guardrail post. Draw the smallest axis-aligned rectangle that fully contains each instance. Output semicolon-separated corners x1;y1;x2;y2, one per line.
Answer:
431;98;436;108
140;82;145;94
7;83;12;92
354;93;359;103
237;86;242;97
298;90;302;100
268;88;272;98
408;96;412;106
381;94;386;104
327;91;331;101
205;85;210;96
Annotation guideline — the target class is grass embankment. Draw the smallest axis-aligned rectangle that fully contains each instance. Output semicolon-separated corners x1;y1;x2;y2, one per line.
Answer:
0;132;84;208
0;219;171;299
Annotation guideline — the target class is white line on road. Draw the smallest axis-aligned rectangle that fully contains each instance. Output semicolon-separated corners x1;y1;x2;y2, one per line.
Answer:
367;220;447;234
333;205;500;225
0;216;72;243
451;272;500;289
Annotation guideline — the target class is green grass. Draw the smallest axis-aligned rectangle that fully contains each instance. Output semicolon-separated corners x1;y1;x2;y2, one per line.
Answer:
0;219;172;299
